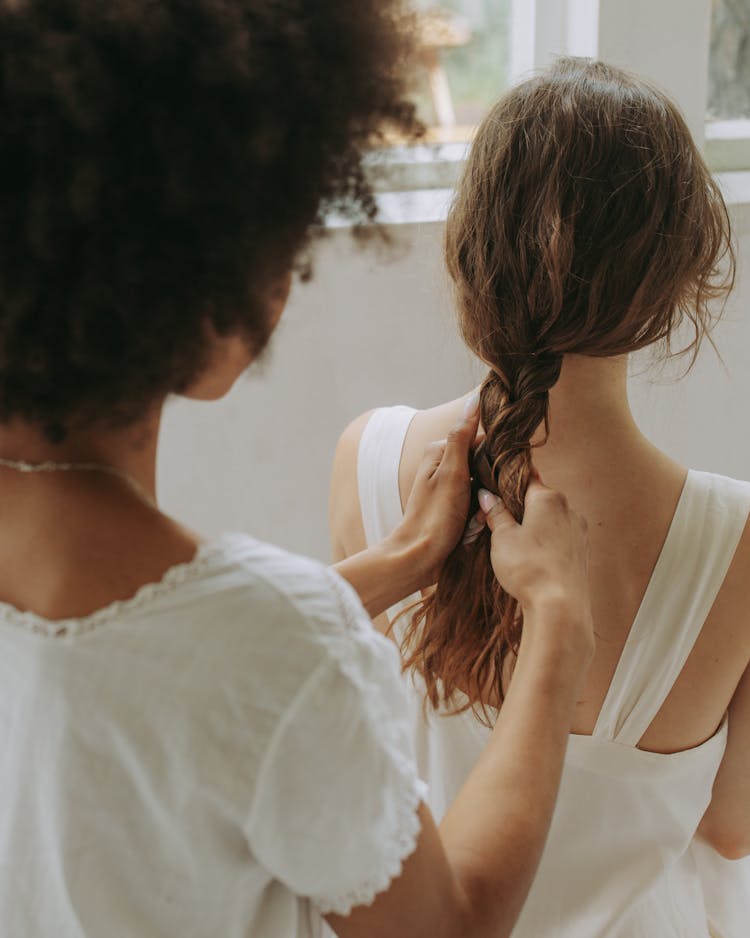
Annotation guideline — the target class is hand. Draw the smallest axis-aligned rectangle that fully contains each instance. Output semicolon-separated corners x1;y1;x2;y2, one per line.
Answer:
479;480;594;660
387;393;481;589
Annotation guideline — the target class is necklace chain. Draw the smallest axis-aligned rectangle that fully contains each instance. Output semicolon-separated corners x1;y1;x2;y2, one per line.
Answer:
0;456;154;505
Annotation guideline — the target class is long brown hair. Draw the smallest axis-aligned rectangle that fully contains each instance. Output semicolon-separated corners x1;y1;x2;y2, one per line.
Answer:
401;57;734;722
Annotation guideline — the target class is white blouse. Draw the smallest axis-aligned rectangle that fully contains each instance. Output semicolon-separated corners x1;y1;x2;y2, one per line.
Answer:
0;533;426;938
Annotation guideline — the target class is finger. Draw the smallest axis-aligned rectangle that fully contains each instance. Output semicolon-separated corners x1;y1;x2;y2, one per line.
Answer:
524;477;551;499
441;391;481;474
522;478;568;520
478;488;517;533
461;509;486;545
417;439;447;480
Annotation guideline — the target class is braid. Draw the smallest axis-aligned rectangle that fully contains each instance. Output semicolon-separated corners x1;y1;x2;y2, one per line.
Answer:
480;352;562;516
400;354;561;724
400;57;736;723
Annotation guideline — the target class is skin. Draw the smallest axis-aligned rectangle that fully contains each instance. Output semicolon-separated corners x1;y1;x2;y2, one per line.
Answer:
330;352;750;861
0;279;596;938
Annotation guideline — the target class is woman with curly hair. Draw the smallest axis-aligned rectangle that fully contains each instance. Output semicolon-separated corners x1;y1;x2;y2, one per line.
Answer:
0;3;595;937
332;57;750;937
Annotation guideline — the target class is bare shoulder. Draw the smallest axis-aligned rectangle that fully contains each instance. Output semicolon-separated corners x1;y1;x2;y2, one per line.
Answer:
397;396;474;505
329;394;477;560
328;409;377;561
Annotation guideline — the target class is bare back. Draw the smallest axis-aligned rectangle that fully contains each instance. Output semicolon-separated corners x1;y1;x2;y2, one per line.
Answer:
330;395;750;758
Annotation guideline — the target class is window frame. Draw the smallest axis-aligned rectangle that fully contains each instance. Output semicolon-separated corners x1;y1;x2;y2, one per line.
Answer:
368;0;750;204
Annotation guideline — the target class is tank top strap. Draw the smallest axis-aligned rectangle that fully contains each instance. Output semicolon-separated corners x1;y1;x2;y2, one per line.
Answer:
357;406;419;630
593;471;750;747
357;406;417;548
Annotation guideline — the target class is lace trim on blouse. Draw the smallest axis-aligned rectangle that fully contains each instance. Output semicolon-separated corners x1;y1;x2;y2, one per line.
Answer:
0;534;240;639
313;569;428;918
316;774;429;918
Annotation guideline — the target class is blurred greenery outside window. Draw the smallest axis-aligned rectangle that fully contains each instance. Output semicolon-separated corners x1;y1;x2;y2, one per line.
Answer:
706;0;750;171
366;0;510;192
409;0;511;136
368;0;750;194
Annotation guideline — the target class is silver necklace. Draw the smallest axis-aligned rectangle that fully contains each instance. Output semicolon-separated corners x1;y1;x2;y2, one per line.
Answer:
0;456;154;506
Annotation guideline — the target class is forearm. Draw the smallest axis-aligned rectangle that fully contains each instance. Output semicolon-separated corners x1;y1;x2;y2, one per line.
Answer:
439;613;588;938
333;535;427;620
695;664;750;860
696;791;750;860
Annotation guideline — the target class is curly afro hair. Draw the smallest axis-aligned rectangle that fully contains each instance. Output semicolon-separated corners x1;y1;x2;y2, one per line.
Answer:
0;0;420;437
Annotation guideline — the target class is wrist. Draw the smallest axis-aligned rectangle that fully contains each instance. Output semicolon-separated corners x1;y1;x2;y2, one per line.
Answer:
333;535;427;621
519;594;594;670
383;525;433;590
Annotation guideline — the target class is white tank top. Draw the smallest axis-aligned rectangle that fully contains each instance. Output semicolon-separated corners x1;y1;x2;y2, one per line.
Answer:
357;405;750;938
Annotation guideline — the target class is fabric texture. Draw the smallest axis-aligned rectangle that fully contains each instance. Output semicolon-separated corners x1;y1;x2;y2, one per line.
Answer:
358;405;750;938
0;533;425;938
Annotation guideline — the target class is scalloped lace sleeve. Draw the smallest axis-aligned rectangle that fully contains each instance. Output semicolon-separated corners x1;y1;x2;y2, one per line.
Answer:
246;568;428;918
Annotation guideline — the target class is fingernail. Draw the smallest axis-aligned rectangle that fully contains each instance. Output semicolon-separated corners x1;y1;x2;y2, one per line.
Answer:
462;517;484;545
478;488;498;512
462;391;480;419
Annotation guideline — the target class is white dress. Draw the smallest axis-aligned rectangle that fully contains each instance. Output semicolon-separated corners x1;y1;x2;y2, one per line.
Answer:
0;533;426;938
358;405;750;938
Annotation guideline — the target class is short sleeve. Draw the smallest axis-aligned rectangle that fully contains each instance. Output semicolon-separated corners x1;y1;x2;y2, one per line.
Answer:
246;569;428;917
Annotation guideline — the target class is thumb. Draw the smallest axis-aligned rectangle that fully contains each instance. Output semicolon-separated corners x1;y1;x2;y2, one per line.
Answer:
478;488;517;534
416;438;447;481
441;391;481;474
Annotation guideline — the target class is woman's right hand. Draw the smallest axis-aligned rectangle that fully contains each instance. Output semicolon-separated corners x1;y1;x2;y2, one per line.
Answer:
478;481;595;662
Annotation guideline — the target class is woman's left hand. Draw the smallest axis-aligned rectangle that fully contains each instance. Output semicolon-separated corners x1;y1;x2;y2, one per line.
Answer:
388;392;482;589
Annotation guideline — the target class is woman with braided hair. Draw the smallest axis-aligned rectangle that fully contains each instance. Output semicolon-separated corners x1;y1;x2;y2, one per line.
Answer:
331;57;750;937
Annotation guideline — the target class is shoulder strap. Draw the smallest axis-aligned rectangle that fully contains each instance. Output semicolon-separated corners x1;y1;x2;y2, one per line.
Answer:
357;406;418;628
357;406;418;547
594;471;750;746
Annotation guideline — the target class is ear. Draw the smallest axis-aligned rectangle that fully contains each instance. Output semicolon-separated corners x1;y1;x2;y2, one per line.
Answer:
180;271;293;402
180;323;254;402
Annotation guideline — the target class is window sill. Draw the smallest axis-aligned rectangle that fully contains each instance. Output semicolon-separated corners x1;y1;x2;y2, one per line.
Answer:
706;120;750;173
326;188;455;229
343;171;750;229
351;129;750;227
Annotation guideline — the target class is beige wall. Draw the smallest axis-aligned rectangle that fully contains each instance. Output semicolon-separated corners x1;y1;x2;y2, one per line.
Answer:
157;203;750;563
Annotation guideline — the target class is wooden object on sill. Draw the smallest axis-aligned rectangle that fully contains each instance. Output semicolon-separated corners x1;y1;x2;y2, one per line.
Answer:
417;8;472;129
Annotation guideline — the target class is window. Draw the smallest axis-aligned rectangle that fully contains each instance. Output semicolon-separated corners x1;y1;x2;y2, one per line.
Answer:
367;0;750;204
708;0;750;118
367;0;512;194
706;0;750;171
410;0;511;140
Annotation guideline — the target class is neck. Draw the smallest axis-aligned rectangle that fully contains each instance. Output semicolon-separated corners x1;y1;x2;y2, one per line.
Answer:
531;355;643;469
0;405;163;501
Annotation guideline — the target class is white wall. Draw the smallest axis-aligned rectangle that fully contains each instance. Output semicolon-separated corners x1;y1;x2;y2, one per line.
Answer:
628;200;750;481
157;0;750;562
157;222;481;562
520;0;712;139
158;201;750;563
